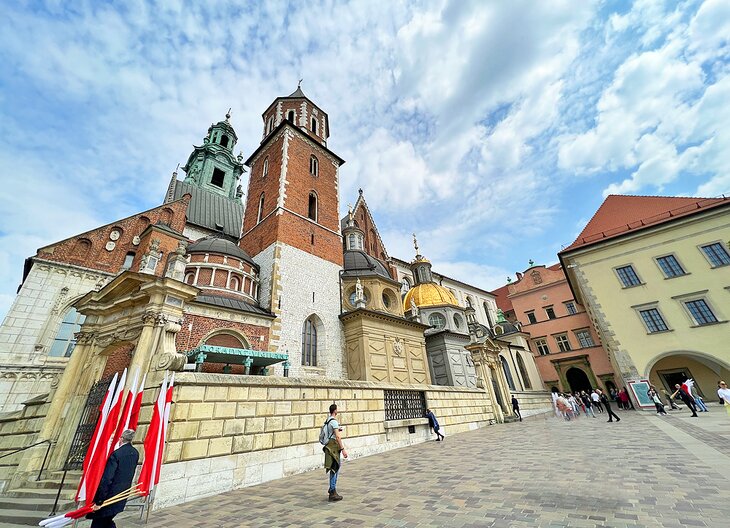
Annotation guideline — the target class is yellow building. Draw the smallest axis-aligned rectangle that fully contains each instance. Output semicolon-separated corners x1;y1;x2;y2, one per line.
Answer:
560;195;730;404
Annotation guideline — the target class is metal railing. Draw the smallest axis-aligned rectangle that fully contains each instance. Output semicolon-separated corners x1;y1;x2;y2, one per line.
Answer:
0;439;54;481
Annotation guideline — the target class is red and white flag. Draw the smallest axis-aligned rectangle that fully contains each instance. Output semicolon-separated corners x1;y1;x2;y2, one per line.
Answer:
110;368;140;450
38;505;94;528
138;373;168;496
128;373;146;431
75;372;118;503
154;372;174;486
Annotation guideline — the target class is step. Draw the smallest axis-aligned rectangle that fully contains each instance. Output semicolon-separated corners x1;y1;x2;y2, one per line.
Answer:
0;496;76;512
0;508;54;526
9;478;78;491
3;487;75;500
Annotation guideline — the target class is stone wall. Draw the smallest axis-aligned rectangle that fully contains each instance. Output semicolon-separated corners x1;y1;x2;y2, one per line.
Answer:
0;395;49;492
139;373;494;509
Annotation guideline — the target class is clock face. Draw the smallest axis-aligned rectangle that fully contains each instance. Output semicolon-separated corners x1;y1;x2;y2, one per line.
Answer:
109;230;120;241
105;241;116;251
132;236;141;246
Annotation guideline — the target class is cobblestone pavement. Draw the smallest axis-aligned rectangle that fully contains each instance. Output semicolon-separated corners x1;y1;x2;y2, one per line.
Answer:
87;408;730;527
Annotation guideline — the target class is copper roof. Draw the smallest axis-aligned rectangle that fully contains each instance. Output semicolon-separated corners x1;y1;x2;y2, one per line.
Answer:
563;195;728;252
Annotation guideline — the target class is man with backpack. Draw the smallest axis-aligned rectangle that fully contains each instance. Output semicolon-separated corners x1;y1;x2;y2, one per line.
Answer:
320;403;348;502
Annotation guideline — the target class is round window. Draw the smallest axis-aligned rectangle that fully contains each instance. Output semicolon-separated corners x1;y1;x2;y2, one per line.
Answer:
349;290;368;306
382;292;390;308
428;312;446;330
453;313;463;329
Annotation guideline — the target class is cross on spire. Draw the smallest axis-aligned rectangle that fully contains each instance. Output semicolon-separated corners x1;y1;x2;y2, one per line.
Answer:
412;233;419;255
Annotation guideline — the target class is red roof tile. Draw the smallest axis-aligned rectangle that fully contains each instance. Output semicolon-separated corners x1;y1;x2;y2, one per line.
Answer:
489;283;514;313
563;195;728;252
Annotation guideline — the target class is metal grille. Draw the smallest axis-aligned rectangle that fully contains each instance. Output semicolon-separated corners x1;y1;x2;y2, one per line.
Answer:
384;390;426;421
64;376;113;471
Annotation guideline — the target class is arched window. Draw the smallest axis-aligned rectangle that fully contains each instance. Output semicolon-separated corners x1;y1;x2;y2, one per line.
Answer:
266;116;274;134
230;276;240;290
287;110;295;122
501;356;516;391
220;135;229;148
309;155;319;177
311;117;318;134
73;238;92;258
185;272;195;285
428;312;446;330
401;276;411;295
466;296;474;308
453;313;464;329
516;353;532;389
257;193;265;223
262;157;269;178
49;307;86;357
301;317;318;366
348;233;356;249
308;192;317;222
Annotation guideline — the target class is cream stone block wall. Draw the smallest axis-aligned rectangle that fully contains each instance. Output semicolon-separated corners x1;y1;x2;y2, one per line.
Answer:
510;390;553;418
144;373;495;509
0;395;50;492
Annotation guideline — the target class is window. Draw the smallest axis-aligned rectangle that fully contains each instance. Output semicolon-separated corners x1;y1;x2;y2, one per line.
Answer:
428;312;446;330
564;301;577;315
534;339;550;355
401;277;411;295
257;193;265;223
220;135;229;148
262;157;269;178
122;252;135;270
230;276;240;290
545;306;556;320
554;334;571;352
656;255;685;278
465;296;474;308
49;308;86;357
484;302;493;327
309;155;319;177
526;311;537;324
501;356;515;391
185;272;195;285
382;291;391;309
266;116;274;134
211;168;225;188
301;317;317;366
516;353;531;389
308;192;317;222
684;299;718;326
639;308;669;333
287;110;295;122
700;242;730;267
349;289;368;306
453;313;463;329
575;329;595;348
144;255;159;272
616;265;641;287
311;117;318;134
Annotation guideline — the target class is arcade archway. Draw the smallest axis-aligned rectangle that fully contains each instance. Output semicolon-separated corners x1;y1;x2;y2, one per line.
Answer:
566;367;592;393
648;352;730;401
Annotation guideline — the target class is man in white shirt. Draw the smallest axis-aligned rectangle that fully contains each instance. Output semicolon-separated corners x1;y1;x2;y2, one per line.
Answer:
591;390;603;414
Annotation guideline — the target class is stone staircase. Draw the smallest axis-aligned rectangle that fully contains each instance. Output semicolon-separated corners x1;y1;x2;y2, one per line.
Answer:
0;472;79;526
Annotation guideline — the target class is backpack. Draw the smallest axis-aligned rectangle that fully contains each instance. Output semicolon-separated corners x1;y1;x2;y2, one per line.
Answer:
319;417;335;445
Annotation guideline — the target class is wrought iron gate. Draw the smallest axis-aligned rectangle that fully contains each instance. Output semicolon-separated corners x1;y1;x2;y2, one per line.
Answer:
63;376;113;471
384;390;426;421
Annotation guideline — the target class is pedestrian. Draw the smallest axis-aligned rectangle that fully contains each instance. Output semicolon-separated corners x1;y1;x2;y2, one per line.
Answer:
86;429;139;528
556;393;572;420
551;388;561;419
321;404;348;501
662;389;680;410
717;381;730;416
609;388;618;406
426;408;446;439
648;388;667;415
618;389;630;410
576;392;587;415
597;389;620;423
693;390;709;412
591;390;603;413
671;383;698;417
567;393;580;418
511;396;522;422
580;391;596;418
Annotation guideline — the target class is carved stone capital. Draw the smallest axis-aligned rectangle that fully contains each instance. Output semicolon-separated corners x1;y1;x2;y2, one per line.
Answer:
142;311;159;325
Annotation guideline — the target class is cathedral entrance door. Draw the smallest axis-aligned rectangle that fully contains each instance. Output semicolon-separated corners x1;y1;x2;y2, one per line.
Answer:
63;376;114;471
566;367;592;393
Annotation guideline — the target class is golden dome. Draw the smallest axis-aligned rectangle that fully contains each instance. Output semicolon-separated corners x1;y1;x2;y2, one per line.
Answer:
403;283;459;309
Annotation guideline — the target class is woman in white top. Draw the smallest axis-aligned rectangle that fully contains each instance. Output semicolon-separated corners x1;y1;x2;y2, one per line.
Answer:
717;381;730;416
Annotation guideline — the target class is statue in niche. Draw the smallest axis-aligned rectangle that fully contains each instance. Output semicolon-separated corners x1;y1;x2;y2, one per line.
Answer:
354;278;366;308
409;297;419;318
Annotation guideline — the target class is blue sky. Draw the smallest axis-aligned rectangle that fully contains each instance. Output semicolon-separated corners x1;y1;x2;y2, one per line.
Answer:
1;0;729;318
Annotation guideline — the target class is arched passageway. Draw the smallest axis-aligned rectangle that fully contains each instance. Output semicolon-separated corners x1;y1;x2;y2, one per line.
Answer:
649;352;730;401
566;367;592;393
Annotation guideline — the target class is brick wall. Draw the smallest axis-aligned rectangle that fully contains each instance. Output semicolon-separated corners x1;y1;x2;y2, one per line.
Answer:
176;313;270;353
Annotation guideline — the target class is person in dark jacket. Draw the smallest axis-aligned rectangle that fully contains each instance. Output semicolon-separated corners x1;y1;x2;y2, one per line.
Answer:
597;389;621;423
87;429;139;528
425;408;445;441
671;383;698;417
511;396;522;421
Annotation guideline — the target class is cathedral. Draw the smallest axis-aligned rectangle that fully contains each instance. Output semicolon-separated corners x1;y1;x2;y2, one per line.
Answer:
0;88;550;509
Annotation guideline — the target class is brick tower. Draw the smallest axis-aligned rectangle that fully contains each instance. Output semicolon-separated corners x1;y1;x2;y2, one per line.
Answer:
240;86;345;378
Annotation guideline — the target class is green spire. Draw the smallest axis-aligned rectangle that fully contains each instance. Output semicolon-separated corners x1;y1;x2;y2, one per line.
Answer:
496;308;507;323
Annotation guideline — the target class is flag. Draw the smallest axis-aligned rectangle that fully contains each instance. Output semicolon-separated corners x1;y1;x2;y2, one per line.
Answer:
110;368;139;450
75;373;118;503
38;505;94;528
153;372;174;486
138;373;168;496
128;373;146;431
82;368;127;505
682;378;695;398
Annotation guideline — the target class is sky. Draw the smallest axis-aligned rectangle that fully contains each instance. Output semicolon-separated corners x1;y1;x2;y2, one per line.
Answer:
0;0;729;319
